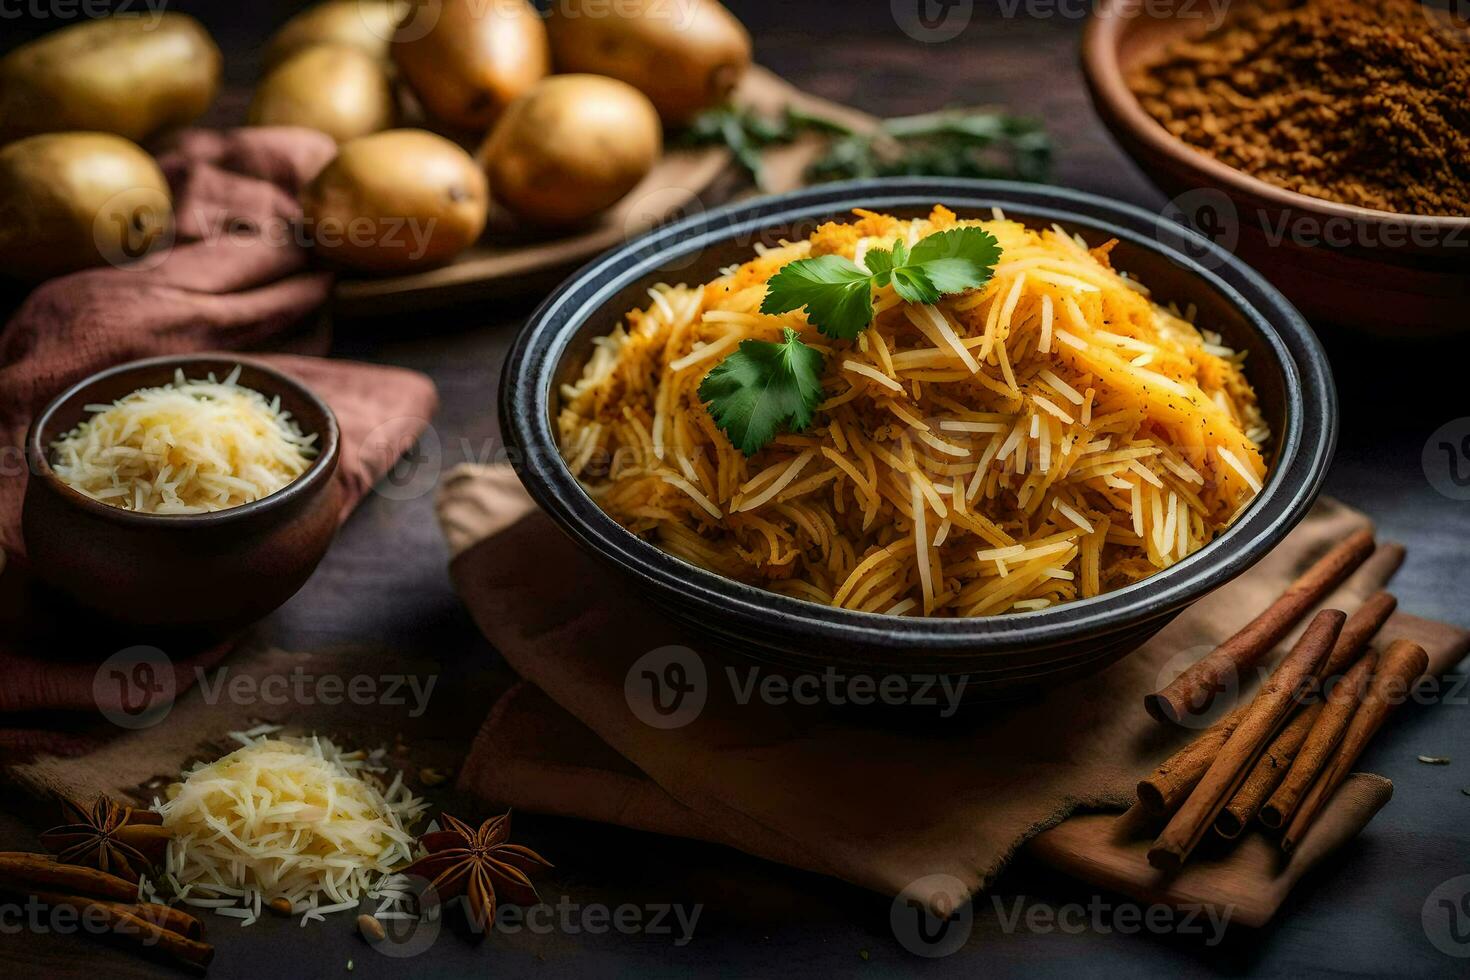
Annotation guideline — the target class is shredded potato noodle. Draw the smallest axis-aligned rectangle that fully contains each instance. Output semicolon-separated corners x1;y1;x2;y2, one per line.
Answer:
559;207;1269;617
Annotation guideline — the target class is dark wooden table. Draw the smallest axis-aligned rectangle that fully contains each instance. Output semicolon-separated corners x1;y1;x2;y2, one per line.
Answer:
3;3;1468;977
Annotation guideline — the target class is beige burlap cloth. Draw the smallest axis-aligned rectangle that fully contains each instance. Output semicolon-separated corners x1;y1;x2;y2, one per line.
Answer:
435;463;1467;927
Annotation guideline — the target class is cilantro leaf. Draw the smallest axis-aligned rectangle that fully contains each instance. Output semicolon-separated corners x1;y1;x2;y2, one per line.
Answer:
759;226;1003;340
708;226;1004;452
862;238;906;279
759;255;874;341
697;327;825;456
889;265;940;305
863;239;939;304
905;226;1002;295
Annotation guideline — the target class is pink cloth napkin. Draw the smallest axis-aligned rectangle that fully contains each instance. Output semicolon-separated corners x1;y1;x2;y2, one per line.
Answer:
0;128;437;757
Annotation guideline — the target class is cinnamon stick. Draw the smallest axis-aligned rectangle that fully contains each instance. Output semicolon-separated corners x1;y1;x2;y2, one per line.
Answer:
1282;639;1428;854
1319;591;1396;679
1260;652;1377;829
0;851;205;940
0;852;136;903
1135;590;1395;816
1147;608;1343;871
123;807;165;827
1136;704;1247;815
1145;529;1374;725
136;901;205;942
1214;701;1323;838
80;897;204;942
18;888;213;972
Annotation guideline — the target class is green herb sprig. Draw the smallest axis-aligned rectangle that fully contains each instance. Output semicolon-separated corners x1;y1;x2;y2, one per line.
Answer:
759;226;1001;339
679;105;1051;190
697;328;825;457
698;228;1002;456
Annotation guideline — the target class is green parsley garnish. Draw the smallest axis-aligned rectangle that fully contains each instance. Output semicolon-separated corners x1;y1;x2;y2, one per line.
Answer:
701;228;1003;456
759;226;1001;339
697;328;826;457
678;105;1052;191
756;255;874;340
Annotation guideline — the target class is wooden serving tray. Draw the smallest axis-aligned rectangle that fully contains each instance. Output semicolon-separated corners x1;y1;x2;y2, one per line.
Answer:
330;67;876;316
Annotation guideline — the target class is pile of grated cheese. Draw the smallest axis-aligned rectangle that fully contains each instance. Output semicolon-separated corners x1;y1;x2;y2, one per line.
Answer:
150;726;426;927
50;366;318;514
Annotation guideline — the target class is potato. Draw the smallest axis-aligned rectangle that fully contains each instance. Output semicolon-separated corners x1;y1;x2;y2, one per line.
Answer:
0;133;172;282
480;75;661;227
0;15;221;145
300;129;488;273
250;45;396;144
263;0;410;69
546;0;750;125
391;0;549;131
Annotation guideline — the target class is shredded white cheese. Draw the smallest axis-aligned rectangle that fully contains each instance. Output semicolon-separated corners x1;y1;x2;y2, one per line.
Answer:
154;728;425;927
50;367;318;514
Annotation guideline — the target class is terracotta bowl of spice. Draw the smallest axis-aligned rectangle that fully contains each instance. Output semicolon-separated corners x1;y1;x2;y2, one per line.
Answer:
1082;0;1470;337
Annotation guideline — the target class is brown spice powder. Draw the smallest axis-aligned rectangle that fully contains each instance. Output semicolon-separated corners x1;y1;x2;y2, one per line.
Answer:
1130;0;1470;217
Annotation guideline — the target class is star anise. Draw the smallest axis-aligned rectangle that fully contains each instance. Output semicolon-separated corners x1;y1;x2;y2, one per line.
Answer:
402;811;552;931
38;795;172;884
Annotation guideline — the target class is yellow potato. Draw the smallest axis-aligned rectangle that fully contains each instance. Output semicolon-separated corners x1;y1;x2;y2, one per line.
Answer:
300;129;488;273
391;0;549;131
263;0;410;68
546;0;750;124
0;133;173;282
0;15;221;145
250;45;396;143
481;74;661;226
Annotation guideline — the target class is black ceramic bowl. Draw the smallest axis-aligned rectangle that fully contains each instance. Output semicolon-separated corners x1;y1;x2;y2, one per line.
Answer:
501;179;1336;694
23;355;343;635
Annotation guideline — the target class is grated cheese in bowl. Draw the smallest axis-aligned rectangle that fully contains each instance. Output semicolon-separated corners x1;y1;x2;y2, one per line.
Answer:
50;366;318;514
151;726;426;927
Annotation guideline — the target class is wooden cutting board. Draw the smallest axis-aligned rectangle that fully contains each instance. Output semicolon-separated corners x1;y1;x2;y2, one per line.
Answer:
330;66;877;316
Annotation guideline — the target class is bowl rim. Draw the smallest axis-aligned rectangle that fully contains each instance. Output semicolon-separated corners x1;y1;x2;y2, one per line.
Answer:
1081;0;1470;231
26;354;341;529
501;177;1337;652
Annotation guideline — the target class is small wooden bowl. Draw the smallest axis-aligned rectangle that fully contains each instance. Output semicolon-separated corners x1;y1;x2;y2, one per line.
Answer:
22;355;343;635
1081;0;1470;337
